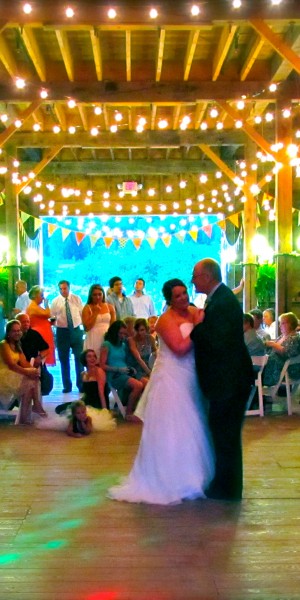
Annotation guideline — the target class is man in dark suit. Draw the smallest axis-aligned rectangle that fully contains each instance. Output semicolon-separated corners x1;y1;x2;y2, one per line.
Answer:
191;259;253;501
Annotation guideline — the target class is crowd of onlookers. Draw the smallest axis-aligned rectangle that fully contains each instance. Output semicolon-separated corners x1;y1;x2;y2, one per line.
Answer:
1;275;300;429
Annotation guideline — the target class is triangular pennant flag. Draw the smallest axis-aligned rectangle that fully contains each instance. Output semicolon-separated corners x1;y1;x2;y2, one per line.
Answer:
90;235;99;248
119;237;128;248
75;231;86;245
61;228;72;241
146;236;157;249
33;217;42;232
161;234;172;247
48;223;59;237
0;192;4;206
201;225;212;239
256;202;261;215
188;230;198;242
132;238;142;250
103;237;114;249
20;211;31;224
256;216;261;227
175;232;186;243
228;213;240;228
217;220;226;231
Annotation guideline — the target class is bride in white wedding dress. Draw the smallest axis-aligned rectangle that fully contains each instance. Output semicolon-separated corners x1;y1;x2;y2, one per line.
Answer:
108;279;215;505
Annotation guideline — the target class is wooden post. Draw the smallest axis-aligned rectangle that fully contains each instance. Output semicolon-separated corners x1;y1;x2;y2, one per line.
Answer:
243;141;258;311
5;151;21;314
275;101;293;324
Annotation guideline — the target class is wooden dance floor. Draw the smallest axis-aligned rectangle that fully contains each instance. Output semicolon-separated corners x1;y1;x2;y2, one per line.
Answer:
1;361;300;600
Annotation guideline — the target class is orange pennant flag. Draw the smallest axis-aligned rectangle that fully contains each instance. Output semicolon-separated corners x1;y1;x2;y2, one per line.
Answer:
75;231;86;245
132;238;142;250
103;237;114;249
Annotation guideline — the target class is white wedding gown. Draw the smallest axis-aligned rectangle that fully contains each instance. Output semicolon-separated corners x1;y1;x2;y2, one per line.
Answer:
108;323;215;505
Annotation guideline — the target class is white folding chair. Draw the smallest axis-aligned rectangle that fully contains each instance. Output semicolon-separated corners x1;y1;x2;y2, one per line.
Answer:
262;355;300;416
245;355;268;417
108;385;126;418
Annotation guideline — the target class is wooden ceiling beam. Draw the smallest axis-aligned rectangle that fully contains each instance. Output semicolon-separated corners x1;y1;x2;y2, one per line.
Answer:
156;28;166;83
183;29;200;81
55;29;74;81
21;26;46;82
90;28;102;81
212;24;237;81
12;129;248;148
18;159;238;177
249;19;300;75
2;1;300;25
0;80;298;103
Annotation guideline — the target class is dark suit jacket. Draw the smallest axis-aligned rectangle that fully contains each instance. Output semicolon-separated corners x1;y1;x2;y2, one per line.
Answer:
20;328;49;362
191;283;253;401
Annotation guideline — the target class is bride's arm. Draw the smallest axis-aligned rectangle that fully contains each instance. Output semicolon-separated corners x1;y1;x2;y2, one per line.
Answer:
156;313;192;356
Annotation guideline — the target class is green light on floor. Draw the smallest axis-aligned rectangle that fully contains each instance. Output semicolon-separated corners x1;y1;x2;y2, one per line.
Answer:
0;553;22;564
42;539;67;550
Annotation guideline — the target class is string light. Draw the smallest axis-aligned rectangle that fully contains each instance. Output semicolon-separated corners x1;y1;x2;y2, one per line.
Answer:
23;3;32;14
107;8;117;19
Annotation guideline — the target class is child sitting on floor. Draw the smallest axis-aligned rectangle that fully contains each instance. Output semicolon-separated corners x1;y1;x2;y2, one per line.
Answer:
67;400;93;438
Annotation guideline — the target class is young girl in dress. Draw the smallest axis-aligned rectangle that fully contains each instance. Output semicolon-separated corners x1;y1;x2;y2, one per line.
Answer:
66;400;93;438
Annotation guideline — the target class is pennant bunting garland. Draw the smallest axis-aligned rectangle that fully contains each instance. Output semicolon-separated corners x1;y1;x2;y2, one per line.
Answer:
201;225;212;239
74;231;86;246
188;230;198;242
61;228;72;241
103;237;114;249
161;234;172;247
48;223;59;237
132;238;142;250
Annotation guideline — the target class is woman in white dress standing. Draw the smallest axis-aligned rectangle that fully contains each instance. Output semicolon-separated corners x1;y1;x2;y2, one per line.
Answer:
82;284;116;360
108;279;215;505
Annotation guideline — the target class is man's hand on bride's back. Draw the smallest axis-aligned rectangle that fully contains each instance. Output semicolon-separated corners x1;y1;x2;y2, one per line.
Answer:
194;308;205;325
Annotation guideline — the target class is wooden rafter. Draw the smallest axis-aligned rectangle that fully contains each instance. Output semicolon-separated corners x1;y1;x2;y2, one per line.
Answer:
212;24;237;82
21;26;46;82
183;30;200;82
53;103;67;131
125;30;131;82
55;29;74;81
0;31;17;77
156;28;166;83
240;34;264;81
90;28;102;81
78;105;88;131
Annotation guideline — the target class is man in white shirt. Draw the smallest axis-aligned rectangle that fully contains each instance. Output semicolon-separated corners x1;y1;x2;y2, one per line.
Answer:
13;280;30;315
129;278;156;319
51;280;83;393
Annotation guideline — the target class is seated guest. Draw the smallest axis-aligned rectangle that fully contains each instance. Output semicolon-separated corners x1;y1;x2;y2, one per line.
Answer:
250;308;271;342
127;318;157;379
16;313;49;366
0;320;46;423
148;315;159;347
263;312;300;386
263;308;276;340
81;349;107;409
243;313;266;357
99;320;145;421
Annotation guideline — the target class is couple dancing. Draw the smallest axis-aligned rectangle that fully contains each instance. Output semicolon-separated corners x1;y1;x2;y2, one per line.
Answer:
109;259;253;505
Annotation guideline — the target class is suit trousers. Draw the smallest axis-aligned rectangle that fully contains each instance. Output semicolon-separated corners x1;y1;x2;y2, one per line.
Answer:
56;326;83;391
208;387;250;499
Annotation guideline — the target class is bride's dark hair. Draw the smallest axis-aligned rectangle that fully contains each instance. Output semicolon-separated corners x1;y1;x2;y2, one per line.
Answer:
162;279;187;305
